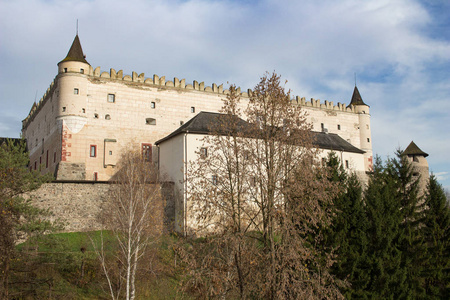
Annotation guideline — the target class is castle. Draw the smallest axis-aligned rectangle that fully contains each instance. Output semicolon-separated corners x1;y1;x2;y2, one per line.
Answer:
22;34;374;183
19;34;394;232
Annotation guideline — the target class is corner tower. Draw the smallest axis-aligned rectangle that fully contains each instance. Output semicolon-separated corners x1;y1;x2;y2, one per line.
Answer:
403;141;429;193
55;35;92;179
348;86;373;172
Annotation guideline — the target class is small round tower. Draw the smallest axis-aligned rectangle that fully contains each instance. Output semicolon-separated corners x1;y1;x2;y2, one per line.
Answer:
348;86;373;172
402;141;429;193
56;35;91;133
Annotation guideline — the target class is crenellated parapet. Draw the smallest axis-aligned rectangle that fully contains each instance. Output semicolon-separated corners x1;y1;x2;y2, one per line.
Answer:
91;67;357;113
290;96;355;113
23;66;359;131
92;67;254;97
22;78;58;129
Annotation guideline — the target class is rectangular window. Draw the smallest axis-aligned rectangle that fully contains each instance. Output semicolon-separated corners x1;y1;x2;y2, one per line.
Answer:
212;175;218;186
90;145;97;157
54;152;56;163
146;118;156;125
321;123;324;131
345;160;349;169
34;161;37;170
337;124;341;130
142;144;152;162
93;172;98;181
80;68;84;74
367;138;370;143
151;102;156;109
107;94;115;103
191;107;195;113
46;150;49;168
74;88;79;95
62;107;66;112
200;147;208;158
64;68;67;73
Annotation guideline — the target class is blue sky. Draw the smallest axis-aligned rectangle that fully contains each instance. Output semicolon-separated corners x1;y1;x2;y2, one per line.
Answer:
0;0;449;190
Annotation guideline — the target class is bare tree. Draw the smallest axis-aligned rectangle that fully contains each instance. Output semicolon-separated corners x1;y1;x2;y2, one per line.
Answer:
180;73;342;299
92;150;164;300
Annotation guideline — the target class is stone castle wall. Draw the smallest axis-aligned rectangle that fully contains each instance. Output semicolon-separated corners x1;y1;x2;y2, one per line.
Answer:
28;181;175;233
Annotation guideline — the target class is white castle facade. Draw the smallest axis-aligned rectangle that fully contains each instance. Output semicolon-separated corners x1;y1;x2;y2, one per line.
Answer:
22;35;373;184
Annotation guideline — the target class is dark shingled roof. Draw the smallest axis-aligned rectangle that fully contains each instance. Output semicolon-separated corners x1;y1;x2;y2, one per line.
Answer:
312;132;365;154
59;35;89;65
156;112;365;154
348;86;368;107
403;141;428;157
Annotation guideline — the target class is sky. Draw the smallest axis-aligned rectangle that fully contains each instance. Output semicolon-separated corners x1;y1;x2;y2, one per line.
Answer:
1;0;449;190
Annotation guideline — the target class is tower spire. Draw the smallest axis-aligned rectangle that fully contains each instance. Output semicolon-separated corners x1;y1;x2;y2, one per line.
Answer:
59;34;90;65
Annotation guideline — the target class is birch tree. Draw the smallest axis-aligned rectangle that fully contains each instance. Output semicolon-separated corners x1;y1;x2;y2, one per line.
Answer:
94;150;164;300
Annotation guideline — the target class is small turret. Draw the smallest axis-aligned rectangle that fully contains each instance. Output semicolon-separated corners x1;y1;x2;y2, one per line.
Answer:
57;35;91;74
348;86;372;172
403;141;429;193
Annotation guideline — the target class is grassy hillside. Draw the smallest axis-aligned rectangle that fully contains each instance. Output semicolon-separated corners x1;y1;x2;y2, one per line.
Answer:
13;232;189;299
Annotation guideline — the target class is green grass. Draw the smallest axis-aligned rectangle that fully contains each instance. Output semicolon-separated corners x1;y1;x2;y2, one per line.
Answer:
14;231;190;299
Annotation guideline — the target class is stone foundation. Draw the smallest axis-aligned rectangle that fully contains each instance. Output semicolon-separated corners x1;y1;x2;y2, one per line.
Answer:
28;181;175;233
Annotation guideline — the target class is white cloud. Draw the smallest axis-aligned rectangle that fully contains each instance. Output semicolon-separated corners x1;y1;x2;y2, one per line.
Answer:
0;0;449;186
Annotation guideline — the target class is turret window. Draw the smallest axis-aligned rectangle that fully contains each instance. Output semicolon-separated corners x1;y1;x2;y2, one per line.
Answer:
80;68;84;74
367;138;370;143
107;94;115;103
74;88;79;95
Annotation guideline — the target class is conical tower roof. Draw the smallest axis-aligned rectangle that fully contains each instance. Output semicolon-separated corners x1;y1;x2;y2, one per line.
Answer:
403;141;428;157
59;35;89;65
349;86;368;107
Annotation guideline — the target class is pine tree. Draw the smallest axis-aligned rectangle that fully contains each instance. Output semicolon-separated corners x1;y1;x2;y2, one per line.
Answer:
421;174;450;298
389;150;425;298
323;152;370;298
363;156;406;299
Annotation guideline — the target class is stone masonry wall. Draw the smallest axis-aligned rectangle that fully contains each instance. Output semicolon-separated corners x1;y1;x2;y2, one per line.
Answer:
28;181;175;233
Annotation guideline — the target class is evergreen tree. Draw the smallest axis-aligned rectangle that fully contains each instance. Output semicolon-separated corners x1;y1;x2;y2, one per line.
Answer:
0;139;55;298
421;174;450;298
363;156;406;299
389;150;425;298
324;152;370;298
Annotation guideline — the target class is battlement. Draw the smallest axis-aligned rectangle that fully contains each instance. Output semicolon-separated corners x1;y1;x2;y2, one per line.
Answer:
22;67;358;130
22;78;58;129
91;67;356;113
